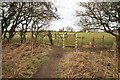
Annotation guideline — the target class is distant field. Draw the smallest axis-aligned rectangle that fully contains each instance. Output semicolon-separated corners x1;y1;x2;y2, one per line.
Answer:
77;32;115;45
52;32;116;46
9;32;115;46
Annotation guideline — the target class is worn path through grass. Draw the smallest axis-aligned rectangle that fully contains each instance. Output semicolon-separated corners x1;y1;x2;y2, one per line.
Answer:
32;46;65;78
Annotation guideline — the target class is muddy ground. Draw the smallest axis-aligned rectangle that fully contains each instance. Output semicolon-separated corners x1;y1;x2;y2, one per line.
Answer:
32;46;65;78
2;42;118;79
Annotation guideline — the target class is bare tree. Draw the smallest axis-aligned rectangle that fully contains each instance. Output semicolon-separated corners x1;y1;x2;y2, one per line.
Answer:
1;2;23;41
76;2;120;54
0;2;59;42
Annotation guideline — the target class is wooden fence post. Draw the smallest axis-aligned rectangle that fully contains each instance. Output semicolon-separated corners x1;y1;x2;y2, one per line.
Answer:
62;34;65;48
102;35;104;46
74;33;76;44
57;33;59;45
82;37;84;46
93;37;95;47
75;33;78;48
55;33;56;40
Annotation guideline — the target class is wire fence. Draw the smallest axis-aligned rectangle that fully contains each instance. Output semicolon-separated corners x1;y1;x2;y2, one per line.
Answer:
52;32;115;48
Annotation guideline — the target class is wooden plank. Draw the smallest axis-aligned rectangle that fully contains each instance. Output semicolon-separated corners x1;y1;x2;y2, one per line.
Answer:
77;37;85;38
64;45;79;47
118;73;120;79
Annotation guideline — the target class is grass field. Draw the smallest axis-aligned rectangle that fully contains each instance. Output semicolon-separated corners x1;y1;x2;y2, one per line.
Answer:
2;32;117;78
9;32;116;46
77;32;115;45
52;32;116;46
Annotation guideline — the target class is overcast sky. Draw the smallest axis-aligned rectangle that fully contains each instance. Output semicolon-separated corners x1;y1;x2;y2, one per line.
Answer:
49;0;89;31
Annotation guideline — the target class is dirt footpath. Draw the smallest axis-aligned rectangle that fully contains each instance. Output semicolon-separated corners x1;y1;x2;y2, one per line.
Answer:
32;46;65;78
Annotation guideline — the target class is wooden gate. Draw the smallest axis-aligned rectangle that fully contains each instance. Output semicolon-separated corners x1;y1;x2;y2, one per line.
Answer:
53;33;78;48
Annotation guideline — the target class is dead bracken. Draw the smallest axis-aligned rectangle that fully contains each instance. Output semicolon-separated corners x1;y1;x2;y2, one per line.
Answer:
2;41;52;78
58;50;118;78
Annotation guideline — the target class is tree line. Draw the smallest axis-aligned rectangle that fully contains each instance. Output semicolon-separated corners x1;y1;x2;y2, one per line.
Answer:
76;2;120;54
0;2;59;43
0;1;120;55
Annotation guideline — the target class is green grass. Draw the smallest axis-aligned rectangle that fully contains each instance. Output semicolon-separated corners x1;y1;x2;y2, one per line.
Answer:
2;46;52;78
6;32;115;45
52;32;115;45
77;32;115;45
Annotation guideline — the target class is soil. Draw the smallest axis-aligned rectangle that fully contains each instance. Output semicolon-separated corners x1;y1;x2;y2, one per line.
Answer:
3;42;118;78
32;46;65;78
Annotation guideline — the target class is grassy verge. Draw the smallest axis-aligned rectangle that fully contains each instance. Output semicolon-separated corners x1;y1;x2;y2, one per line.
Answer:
2;42;52;78
57;50;118;78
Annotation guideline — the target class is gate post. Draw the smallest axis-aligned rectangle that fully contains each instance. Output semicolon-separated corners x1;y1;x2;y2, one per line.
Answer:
55;33;56;40
57;33;59;45
62;34;65;48
75;33;78;48
102;35;104;46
